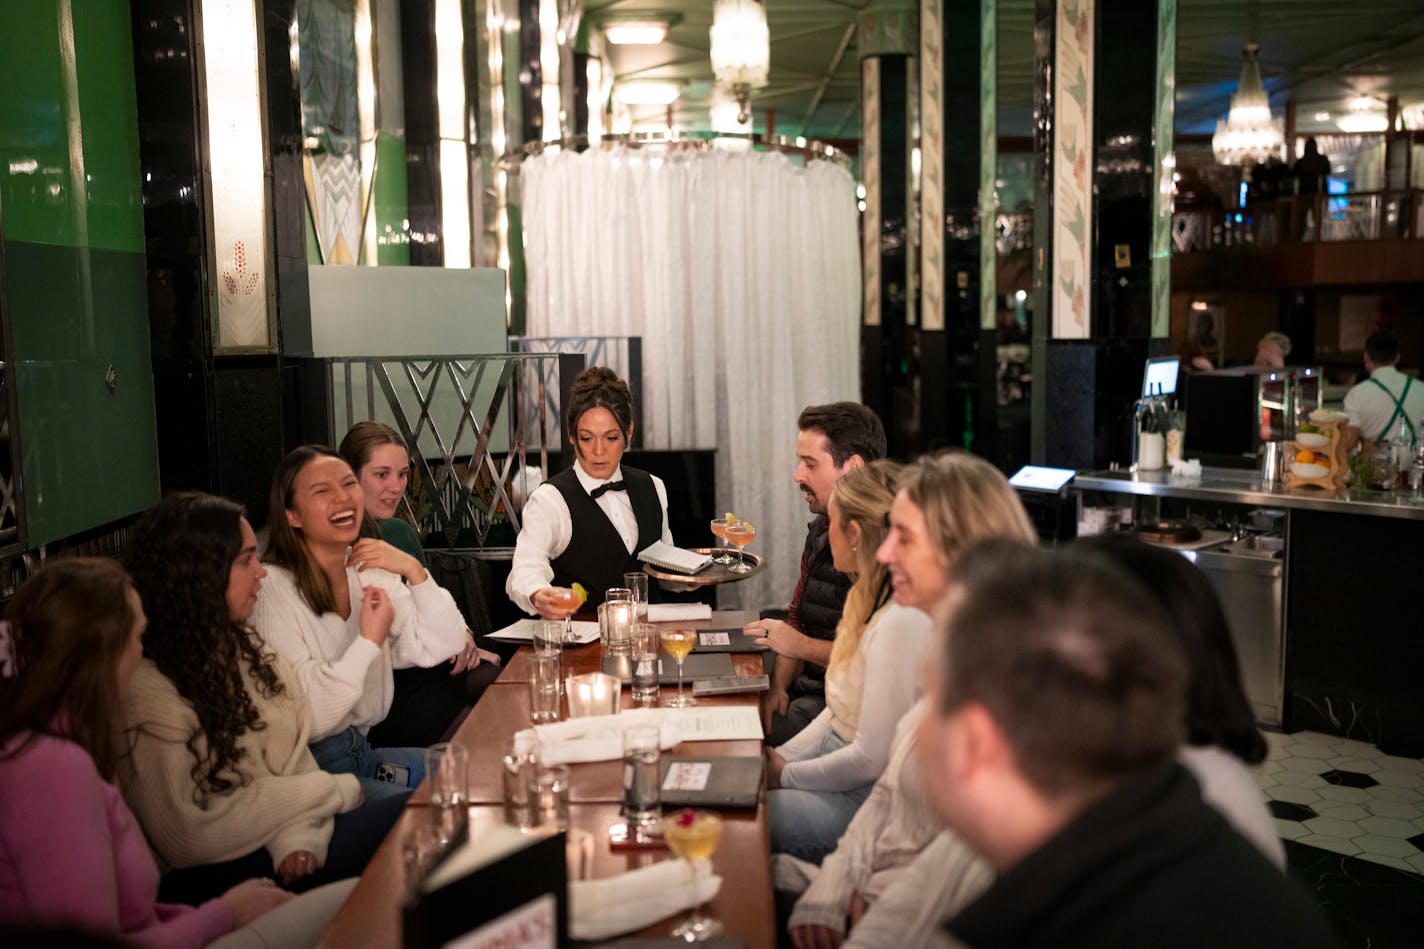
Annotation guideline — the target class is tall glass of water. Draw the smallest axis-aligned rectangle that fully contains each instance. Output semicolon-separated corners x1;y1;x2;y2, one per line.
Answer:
622;725;662;833
623;572;649;623
629;623;661;706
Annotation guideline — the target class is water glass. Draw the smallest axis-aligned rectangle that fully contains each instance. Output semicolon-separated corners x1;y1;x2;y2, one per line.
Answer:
424;741;469;808
599;596;634;657
567;672;621;717
533;621;564;696
623;572;649;622
529;763;571;830
528;652;563;725
629;622;661;706
501;737;538;829
622;725;662;831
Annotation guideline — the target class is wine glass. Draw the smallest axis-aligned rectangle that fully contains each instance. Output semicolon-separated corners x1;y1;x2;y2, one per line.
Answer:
723;520;756;574
660;627;697;708
709;517;733;564
662;810;724;940
549;584;586;642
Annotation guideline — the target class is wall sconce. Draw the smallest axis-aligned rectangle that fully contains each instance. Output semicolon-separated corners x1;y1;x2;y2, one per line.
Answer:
199;0;275;351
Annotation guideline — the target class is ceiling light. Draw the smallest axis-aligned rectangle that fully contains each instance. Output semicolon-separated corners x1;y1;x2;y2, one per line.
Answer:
1212;44;1283;166
615;81;681;106
1336;97;1388;133
603;21;672;46
1313;112;1330;122
710;0;770;123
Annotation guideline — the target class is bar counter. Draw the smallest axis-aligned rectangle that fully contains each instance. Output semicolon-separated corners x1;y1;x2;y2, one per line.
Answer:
1075;467;1424;757
1075;467;1424;521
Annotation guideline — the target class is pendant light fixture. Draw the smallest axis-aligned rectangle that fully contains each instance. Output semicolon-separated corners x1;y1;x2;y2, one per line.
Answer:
1211;43;1284;166
710;0;770;124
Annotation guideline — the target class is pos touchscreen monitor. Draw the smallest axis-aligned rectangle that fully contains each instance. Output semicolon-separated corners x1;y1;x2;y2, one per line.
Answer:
1142;356;1180;398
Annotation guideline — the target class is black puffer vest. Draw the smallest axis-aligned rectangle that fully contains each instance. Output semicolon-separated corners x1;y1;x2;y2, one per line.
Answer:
794;515;852;693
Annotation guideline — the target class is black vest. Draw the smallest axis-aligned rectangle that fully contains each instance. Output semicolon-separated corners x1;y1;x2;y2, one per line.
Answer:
548;465;662;609
795;515;852;690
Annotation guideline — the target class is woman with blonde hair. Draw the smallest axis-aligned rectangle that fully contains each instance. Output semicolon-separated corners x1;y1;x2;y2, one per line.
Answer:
785;450;1037;945
766;460;931;864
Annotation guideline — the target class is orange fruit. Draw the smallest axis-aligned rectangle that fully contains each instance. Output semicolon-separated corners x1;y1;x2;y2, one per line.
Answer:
1295;450;1315;464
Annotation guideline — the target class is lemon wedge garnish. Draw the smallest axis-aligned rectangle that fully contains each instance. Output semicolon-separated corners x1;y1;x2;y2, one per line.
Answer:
724;512;738;526
571;582;589;605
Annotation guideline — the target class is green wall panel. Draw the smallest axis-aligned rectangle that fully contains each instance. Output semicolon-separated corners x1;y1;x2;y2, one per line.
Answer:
0;0;145;252
6;242;160;547
1;0;159;547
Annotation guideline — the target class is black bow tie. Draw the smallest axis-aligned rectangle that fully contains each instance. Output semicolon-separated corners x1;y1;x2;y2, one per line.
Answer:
590;480;627;499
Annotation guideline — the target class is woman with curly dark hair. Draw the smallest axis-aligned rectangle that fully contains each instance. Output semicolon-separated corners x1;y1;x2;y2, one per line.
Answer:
505;366;674;615
119;492;408;906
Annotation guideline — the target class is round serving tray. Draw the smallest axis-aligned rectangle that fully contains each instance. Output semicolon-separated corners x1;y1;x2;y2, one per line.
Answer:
642;546;767;587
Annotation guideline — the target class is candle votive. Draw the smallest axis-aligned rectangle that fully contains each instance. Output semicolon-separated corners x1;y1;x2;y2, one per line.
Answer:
566;672;622;717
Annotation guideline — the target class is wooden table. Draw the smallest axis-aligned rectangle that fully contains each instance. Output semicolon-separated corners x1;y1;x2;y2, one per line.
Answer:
318;610;775;948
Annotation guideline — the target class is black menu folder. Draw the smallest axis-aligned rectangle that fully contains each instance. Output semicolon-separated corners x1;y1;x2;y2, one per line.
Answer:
404;825;567;948
602;652;735;685
689;628;770;654
658;755;764;809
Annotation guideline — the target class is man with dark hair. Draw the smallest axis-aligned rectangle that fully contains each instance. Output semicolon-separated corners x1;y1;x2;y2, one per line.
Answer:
747;402;887;746
918;542;1333;949
1342;329;1423;456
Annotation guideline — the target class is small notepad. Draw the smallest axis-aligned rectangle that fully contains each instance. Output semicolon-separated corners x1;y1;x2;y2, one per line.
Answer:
637;541;713;575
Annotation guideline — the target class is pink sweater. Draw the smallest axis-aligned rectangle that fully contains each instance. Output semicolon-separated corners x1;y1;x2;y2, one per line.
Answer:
0;733;233;948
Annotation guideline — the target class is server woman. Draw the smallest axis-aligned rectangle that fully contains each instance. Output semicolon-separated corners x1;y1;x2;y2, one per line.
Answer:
506;366;673;616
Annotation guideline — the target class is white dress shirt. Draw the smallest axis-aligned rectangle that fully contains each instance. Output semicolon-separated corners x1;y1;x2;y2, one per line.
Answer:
505;460;672;615
1343;365;1424;444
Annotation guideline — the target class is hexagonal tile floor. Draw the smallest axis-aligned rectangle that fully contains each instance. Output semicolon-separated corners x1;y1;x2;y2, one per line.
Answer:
1258;729;1424;876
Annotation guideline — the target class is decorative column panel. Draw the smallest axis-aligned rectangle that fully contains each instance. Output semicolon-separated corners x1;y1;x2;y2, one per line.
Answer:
1151;0;1175;339
1032;0;1171;469
1050;0;1091;340
920;0;993;455
401;0;443;265
858;2;915;457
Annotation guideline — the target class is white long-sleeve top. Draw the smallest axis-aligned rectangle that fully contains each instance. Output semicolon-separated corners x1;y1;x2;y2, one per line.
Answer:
777;602;932;792
505;461;672;615
251;564;469;740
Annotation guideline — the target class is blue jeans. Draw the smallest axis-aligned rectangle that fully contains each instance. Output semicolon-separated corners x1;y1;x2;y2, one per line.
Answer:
768;730;874;864
310;726;426;801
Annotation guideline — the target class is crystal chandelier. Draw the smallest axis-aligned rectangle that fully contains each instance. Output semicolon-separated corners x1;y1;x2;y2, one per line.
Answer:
710;0;770;124
1211;43;1284;166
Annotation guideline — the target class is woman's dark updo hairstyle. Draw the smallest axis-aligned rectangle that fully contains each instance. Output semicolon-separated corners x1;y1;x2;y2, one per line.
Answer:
564;366;634;442
124;492;286;799
1074;534;1268;764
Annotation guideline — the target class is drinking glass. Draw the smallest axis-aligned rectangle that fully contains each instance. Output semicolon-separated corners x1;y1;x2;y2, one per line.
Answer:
662;810;724;940
660;627;697;708
629;623;661;706
528;652;563;724
622;725;662;831
722;520;757;574
600;590;634;657
710;517;733;564
501;737;538;829
529;763;570;830
548;587;583;642
623;572;649;622
533;621;565;697
424;742;469;808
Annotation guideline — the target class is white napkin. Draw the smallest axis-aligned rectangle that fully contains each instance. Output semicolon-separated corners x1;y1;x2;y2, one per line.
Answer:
646;603;713;622
569;859;722;941
1170;458;1203;478
518;709;680;765
488;618;600;644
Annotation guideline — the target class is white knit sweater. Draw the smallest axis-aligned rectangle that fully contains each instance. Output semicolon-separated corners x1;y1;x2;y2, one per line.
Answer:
118;658;364;872
250;564;468;739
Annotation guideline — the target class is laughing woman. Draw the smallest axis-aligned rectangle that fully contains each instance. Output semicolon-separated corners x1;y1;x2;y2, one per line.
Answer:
120;493;406;906
252;446;469;793
338;421;500;748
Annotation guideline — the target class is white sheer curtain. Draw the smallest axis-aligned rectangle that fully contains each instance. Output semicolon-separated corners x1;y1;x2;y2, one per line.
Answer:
522;146;861;608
